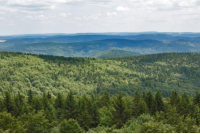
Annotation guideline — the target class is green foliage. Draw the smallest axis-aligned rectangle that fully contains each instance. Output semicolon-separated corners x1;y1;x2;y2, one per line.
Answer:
0;52;200;132
54;93;63;109
100;90;110;107
112;93;129;128
99;106;113;127
60;119;84;133
155;90;164;112
175;116;199;133
19;111;55;133
63;91;77;120
0;112;25;132
28;90;33;104
0;52;200;97
136;122;175;133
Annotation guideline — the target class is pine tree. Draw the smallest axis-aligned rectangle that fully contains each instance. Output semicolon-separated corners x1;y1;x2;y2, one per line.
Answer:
142;90;146;100
42;92;49;110
47;91;52;100
60;119;84;133
63;91;77;120
179;92;190;116
28;89;33;104
77;95;92;131
100;90;110;107
4;91;14;114
112;93;128;129
33;98;42;113
138;99;149;115
170;91;180;106
91;102;100;128
133;91;141;116
54;93;63;109
193;91;200;107
145;91;156;113
155;90;164;112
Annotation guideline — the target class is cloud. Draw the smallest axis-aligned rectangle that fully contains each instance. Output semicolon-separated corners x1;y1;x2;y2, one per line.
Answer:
25;15;32;19
59;13;72;17
0;17;5;20
107;12;117;16
115;6;130;11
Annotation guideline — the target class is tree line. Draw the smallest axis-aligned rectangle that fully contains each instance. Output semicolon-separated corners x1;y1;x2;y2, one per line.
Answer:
0;90;200;132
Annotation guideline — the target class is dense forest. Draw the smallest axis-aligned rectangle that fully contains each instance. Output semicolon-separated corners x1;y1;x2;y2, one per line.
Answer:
0;52;200;97
0;90;200;132
0;52;200;132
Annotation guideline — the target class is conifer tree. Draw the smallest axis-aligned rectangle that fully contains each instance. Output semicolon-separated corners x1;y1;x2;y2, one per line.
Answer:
63;91;77;120
33;98;42;113
179;92;190;116
138;99;149;115
42;92;49;110
150;99;157;115
13;96;22;117
60;119;84;133
155;90;164;112
77;95;92;131
112;93;127;128
193;91;200;107
4;91;14;114
28;89;33;104
54;93;63;109
133;91;141;116
18;91;24;104
142;90;146;100
47;91;52;100
91;102;100;128
145;91;156;113
100;90;110;107
170;91;180;106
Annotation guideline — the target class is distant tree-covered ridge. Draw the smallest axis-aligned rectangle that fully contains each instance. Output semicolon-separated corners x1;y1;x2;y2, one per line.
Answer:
0;52;200;97
0;90;200;133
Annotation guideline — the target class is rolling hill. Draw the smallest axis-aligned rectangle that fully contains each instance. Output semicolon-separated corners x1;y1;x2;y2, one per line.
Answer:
1;32;200;58
93;49;141;58
0;52;200;97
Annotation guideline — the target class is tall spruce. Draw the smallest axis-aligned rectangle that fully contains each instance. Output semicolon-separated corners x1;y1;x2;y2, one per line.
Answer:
155;90;164;112
28;89;33;104
54;93;63;109
4;91;14;113
112;93;127;129
145;91;154;111
133;91;141;116
63;91;77;120
91;102;100;128
100;90;110;107
77;96;92;131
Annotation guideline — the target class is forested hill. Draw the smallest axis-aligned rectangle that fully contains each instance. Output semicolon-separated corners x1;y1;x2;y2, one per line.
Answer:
0;52;200;97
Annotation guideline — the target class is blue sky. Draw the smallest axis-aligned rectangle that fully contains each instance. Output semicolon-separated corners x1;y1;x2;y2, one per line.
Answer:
0;0;200;35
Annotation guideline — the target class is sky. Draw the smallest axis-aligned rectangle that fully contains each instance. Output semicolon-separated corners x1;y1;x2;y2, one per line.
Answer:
0;0;200;35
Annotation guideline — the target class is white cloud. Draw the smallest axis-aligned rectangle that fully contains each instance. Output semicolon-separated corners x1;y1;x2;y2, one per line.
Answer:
107;12;117;16
83;13;101;20
0;17;5;20
25;15;32;19
116;6;130;12
59;13;72;17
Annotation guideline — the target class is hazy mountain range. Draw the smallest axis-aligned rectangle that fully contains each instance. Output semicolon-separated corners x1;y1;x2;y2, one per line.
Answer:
0;32;200;58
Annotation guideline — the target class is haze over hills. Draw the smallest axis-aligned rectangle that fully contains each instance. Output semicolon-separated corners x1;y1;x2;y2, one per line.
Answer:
0;32;200;58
